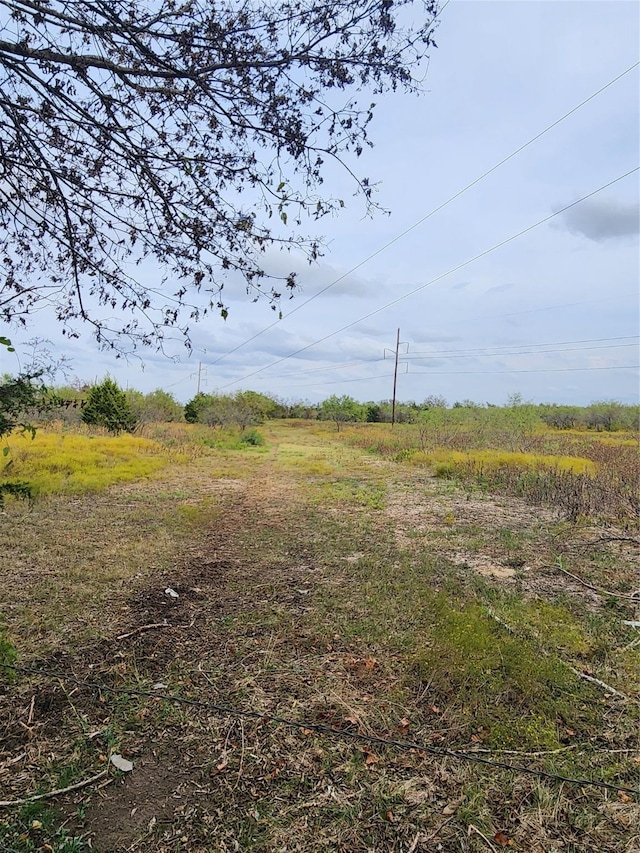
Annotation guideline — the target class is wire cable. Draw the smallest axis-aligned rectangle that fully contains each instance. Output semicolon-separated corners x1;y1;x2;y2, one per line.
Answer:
261;337;639;382
207;59;640;368
4;664;638;797
407;364;638;377
217;166;639;390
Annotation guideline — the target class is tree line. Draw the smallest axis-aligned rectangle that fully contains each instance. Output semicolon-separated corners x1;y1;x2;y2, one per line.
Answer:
1;372;638;438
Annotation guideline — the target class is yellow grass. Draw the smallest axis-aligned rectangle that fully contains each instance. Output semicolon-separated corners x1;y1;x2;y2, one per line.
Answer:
2;429;178;495
409;448;597;476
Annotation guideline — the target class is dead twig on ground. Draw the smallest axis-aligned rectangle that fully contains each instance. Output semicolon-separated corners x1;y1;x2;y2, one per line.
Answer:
568;667;628;699
484;609;629;700
468;823;499;852
116;620;169;640
0;769;109;807
544;564;639;601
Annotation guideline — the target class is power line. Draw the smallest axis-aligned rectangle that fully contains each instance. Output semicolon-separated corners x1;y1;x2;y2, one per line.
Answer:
5;664;637;797
255;363;637;392
263;336;639;380
402;335;639;357
401;343;638;361
407;364;638;377
217;166;639;390
481;292;639;322
206;59;640;368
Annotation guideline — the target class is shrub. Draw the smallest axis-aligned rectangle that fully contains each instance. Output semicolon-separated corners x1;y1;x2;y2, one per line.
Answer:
240;428;265;446
81;378;136;433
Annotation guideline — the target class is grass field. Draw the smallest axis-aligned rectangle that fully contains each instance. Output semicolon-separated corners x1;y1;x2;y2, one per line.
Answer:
0;420;638;852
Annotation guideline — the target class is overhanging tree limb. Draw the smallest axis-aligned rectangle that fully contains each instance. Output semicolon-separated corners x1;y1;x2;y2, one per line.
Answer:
0;0;439;352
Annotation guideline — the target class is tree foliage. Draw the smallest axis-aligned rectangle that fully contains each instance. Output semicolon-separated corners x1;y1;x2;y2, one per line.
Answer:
0;0;439;350
184;389;276;430
126;388;183;423
318;394;366;430
81;377;136;433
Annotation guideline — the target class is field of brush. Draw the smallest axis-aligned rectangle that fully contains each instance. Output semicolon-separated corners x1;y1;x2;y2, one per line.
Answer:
0;419;638;853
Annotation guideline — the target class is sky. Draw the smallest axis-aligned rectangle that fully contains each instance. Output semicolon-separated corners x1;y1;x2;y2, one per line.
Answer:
2;0;639;406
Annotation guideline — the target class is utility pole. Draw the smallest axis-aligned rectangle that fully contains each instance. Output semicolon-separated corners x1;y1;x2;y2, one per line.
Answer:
383;330;408;428
391;328;400;428
191;361;207;395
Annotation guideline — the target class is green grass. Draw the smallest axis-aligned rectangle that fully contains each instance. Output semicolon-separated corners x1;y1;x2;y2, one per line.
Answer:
0;802;89;853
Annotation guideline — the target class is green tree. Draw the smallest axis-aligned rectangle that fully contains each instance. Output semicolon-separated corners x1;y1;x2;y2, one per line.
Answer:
0;0;439;350
81;378;136;433
318;394;366;431
127;389;183;423
585;401;626;432
184;393;210;424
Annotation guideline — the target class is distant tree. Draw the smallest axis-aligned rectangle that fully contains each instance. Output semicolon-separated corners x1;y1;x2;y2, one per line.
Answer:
1;337;59;503
286;401;318;420
82;378;136;433
540;405;580;430
234;391;278;423
199;396;238;429
184;393;210;424
0;0;440;351
127;389;183;423
422;394;448;409
365;403;383;423
585;401;628;432
318;394;366;431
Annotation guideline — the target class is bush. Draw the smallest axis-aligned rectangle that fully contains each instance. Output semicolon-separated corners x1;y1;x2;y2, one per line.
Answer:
81;378;136;433
240;428;265;446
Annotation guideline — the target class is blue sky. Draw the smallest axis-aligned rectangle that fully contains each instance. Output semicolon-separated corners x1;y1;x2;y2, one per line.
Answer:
2;0;639;405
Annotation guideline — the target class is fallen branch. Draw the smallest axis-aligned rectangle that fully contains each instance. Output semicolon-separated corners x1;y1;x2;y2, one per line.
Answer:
116;620;169;641
568;667;627;699
0;769;109;807
579;535;640;547
544;564;639;601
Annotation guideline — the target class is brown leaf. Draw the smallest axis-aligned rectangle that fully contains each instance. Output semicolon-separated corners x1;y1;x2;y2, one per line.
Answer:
362;749;379;766
399;717;411;730
618;791;633;804
493;830;511;846
385;810;395;821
